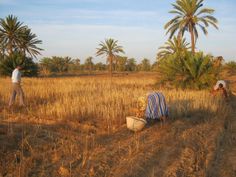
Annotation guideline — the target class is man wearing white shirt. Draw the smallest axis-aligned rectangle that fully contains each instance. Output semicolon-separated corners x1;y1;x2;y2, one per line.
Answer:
9;66;25;107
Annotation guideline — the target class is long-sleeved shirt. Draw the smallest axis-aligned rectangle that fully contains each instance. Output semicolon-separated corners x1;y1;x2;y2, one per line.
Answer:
11;68;21;83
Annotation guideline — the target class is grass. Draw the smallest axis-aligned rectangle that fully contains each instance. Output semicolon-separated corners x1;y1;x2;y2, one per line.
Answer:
0;74;232;177
0;75;223;125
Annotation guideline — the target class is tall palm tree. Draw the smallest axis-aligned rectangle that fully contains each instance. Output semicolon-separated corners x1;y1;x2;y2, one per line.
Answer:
0;15;26;55
96;38;125;76
157;36;190;60
19;27;43;58
164;0;218;54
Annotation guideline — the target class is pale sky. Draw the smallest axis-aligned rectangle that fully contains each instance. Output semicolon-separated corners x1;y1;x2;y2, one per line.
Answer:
0;0;236;63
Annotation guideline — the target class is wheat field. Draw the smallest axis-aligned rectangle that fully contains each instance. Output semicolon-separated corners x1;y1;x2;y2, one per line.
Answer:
0;74;233;177
0;74;224;126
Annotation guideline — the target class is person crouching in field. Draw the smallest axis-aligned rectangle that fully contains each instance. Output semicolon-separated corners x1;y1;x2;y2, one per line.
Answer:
211;80;229;101
212;83;228;100
135;92;169;125
8;66;25;107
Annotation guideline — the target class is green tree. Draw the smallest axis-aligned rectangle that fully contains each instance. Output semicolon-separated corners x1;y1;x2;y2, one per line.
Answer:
74;58;81;67
165;0;218;54
0;15;26;55
157;36;190;60
53;56;72;73
116;56;127;72
95;62;106;71
18;27;43;58
41;56;72;73
157;52;217;89
0;52;38;76
151;61;159;71
126;58;137;71
96;38;125;76
140;58;151;71
39;57;53;74
84;56;94;74
69;58;81;71
0;15;42;58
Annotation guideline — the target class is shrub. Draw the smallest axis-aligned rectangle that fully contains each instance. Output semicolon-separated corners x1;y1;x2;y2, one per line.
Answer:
157;52;219;89
0;52;38;77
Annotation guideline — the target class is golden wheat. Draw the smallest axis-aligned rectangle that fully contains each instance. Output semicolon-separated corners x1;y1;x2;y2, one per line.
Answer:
0;74;231;177
0;76;224;131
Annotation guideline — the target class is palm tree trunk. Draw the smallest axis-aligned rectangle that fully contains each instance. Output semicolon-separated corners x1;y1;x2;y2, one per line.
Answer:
108;55;113;77
189;24;195;55
110;56;113;77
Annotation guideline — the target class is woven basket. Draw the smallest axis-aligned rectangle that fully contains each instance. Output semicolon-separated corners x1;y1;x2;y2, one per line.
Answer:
126;116;147;132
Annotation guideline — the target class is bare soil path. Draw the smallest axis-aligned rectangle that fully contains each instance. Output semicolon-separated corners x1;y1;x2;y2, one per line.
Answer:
208;94;236;177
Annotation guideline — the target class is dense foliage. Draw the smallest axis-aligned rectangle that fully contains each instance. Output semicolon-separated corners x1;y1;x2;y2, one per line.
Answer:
157;0;221;89
0;52;38;76
0;15;42;76
157;52;220;89
39;56;157;74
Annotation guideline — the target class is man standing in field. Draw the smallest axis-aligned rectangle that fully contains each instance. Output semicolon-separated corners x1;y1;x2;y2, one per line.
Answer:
8;66;25;107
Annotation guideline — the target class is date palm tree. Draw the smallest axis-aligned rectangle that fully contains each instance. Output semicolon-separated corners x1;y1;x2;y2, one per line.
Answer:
157;36;190;60
84;56;94;74
164;0;218;54
19;27;43;58
0;15;26;55
158;52;216;89
96;38;124;76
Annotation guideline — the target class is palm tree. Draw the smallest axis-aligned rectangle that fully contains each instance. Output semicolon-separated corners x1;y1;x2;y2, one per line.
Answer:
19;27;43;58
182;52;215;88
164;0;218;54
84;56;93;74
40;57;53;74
140;58;151;71
126;58;137;71
158;52;216;89
157;36;190;60
96;38;125;76
116;56;127;72
0;15;26;55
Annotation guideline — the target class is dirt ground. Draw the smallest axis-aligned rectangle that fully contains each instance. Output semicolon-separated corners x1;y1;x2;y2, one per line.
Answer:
0;77;235;177
207;79;236;177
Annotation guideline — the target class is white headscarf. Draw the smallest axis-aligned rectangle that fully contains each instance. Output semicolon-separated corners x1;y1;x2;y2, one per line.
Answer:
214;80;226;90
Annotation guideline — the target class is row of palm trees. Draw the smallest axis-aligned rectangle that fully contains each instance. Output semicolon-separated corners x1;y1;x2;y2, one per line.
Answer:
96;0;219;75
0;15;43;59
0;0;218;77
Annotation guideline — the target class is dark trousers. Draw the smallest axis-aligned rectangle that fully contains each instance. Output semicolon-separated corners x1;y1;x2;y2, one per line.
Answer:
9;83;25;106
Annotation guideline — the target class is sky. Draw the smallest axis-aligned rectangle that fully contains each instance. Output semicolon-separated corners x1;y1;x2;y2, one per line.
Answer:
0;0;236;63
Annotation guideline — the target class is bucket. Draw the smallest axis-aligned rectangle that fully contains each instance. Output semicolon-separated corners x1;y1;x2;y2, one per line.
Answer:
126;116;147;132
